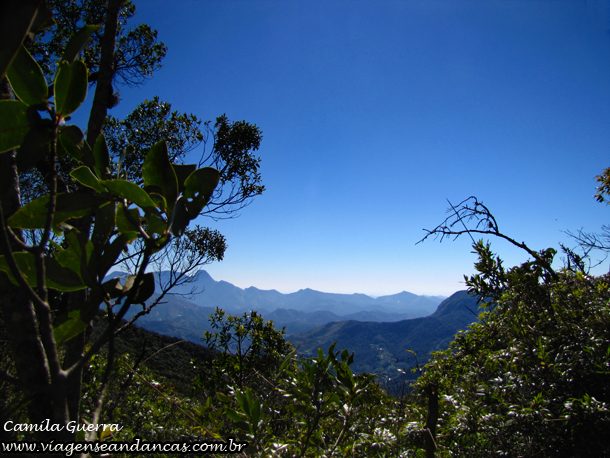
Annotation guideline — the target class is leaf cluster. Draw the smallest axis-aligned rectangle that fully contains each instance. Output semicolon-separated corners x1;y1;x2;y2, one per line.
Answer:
414;242;610;457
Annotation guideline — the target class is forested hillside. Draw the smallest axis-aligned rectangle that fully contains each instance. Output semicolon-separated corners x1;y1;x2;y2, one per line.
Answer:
289;290;479;378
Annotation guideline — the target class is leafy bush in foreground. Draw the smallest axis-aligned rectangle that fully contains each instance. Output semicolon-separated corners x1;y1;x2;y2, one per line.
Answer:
414;242;610;457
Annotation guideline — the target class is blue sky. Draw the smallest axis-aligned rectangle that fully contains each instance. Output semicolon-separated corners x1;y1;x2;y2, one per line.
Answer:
91;0;610;296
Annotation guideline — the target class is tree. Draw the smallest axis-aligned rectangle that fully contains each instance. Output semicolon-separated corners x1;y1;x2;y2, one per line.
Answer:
191;311;381;457
0;1;264;445
18;0;166;206
412;242;610;457
103;96;264;296
104;101;264;219
412;178;610;457
26;0;166;89
19;0;264;293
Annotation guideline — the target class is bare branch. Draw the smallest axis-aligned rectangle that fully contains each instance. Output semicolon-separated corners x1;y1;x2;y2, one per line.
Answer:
418;196;559;280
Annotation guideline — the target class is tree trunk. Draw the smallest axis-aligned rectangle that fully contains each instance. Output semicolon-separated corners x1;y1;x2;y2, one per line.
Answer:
64;0;125;431
425;382;439;458
0;77;53;438
86;0;124;145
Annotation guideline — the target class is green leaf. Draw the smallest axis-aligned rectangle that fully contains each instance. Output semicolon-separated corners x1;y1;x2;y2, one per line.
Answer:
183;167;220;217
91;202;116;249
52;240;81;276
168;195;190;237
0;100;30;153
58;127;95;168
63;230;95;284
147;192;167;213
7;192;104;229
15;120;54;171
61;25;100;64
93;134;111;180
142;140;178;214
0;252;36;287
53;310;88;345
123;273;155;303
278;349;297;375
116;203;140;234
236;391;250;417
173;163;196;194
46;255;87;291
101;179;158;212
54;60;87;117
0;0;50;82
146;212;167;236
217;392;230;404
225;408;243;423
0;252;86;292
70;166;106;193
6;45;48;106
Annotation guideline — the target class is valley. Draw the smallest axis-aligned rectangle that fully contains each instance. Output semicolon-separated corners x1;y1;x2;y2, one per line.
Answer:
117;270;480;380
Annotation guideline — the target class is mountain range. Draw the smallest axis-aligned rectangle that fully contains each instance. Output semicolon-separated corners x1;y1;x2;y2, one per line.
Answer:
289;290;480;380
115;270;447;337
111;270;481;381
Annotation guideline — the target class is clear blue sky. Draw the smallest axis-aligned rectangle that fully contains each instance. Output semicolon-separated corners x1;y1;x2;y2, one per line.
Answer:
93;0;610;297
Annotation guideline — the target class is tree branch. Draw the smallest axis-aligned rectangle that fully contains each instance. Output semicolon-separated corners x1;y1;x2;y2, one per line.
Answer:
418;196;559;281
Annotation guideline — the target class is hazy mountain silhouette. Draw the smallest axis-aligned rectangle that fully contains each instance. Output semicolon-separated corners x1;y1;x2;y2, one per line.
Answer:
112;270;446;337
287;290;480;378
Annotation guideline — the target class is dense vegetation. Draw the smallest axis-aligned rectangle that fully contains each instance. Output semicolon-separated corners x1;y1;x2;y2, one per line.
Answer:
72;248;610;457
1;2;609;457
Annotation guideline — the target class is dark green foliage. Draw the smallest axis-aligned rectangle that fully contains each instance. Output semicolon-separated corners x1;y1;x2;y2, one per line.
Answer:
26;0;166;87
414;241;610;457
289;290;479;379
104;101;264;221
0;8;227;440
195;308;294;395
104;97;204;185
90;314;215;395
595;166;610;205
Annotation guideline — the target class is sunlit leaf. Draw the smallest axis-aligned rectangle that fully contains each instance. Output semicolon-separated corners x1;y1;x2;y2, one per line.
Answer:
70;166;106;193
